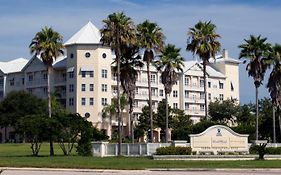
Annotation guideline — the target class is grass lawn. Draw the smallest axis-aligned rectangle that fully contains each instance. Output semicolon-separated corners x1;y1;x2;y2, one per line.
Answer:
0;143;281;169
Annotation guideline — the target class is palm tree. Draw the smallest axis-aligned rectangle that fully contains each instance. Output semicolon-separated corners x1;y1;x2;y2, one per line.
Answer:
267;44;281;143
186;21;221;120
155;44;184;142
102;95;128;139
29;26;64;156
100;12;136;155
137;20;165;142
120;45;143;142
238;35;271;141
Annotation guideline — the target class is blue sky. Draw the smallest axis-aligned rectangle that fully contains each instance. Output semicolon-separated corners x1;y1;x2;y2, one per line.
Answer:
0;0;281;104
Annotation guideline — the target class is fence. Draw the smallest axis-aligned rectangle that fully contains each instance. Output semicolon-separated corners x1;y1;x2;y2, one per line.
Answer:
92;142;171;157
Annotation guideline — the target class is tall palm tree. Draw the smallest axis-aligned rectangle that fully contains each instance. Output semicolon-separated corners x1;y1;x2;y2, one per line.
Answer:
29;26;64;156
267;44;281;143
137;20;165;142
100;12;136;155
239;35;271;141
155;44;184;142
120;45;143;142
186;21;221;119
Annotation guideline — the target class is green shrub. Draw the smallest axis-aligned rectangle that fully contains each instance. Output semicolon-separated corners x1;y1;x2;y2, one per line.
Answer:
155;146;192;155
266;147;281;154
249;144;267;160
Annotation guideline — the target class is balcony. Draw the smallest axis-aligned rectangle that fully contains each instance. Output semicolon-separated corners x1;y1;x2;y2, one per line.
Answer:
184;84;204;92
184;97;205;104
185;109;205;116
135;93;158;101
25;79;47;88
54;77;66;86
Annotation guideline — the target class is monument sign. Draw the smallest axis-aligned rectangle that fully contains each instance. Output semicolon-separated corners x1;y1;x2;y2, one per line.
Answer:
189;125;249;154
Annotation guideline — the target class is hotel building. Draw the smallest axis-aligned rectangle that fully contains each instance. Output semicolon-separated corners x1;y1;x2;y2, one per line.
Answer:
0;21;239;142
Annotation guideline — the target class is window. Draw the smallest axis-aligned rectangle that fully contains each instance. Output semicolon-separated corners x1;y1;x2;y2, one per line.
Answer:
200;79;204;87
208;82;211;88
70;53;74;59
113;86;117;94
159;89;164;97
90;84;94;91
102;53;107;59
81;71;86;78
173;90;178;97
231;82;234;91
43;87;48;95
200;104;205;111
28;75;33;81
185;103;189;110
102;84;107;92
85;52;91;58
219;94;224;101
219;82;224;89
21;78;25;85
150;74;156;83
89;98;94;105
173;103;178;109
69;84;74;92
208;93;211;100
200;92;204;99
152;88;157;96
185;90;189;98
89;71;94;77
69;72;74;78
81;98;86;106
184;75;189;86
81;84;86;91
69;98;74;106
102;69;108;78
135;87;139;94
9;78;14;86
102;98;107;106
133;100;138;107
43;73;47;80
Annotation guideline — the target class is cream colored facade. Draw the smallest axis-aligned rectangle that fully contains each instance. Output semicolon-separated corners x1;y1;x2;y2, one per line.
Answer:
0;21;240;139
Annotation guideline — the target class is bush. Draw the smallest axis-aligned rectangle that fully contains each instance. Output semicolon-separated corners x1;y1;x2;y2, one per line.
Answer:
265;147;281;154
155;146;192;155
249;144;267;160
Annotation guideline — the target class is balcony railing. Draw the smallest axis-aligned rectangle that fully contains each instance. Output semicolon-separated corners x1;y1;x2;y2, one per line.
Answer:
25;79;47;87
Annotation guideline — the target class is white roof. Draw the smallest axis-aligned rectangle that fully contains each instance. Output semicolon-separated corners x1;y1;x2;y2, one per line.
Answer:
183;60;225;78
0;58;29;74
64;21;101;46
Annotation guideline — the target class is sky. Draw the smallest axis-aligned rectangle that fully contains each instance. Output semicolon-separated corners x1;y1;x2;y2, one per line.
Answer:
0;0;281;104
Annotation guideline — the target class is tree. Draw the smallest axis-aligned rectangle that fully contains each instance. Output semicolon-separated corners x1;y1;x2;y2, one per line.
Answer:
137;20;165;142
119;44;143;142
100;12;136;155
0;91;46;142
101;94;127;139
239;35;271;140
54;113;86;156
17;115;49;156
135;105;157;141
267;44;281;143
170;109;192;141
208;99;239;125
29;26;64;156
155;44;184;142
186;21;221;119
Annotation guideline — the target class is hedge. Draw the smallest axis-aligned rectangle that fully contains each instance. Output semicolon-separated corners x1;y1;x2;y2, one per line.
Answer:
250;145;281;155
155;146;192;155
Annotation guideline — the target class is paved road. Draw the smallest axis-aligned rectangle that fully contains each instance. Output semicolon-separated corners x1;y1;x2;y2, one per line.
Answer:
2;169;281;175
